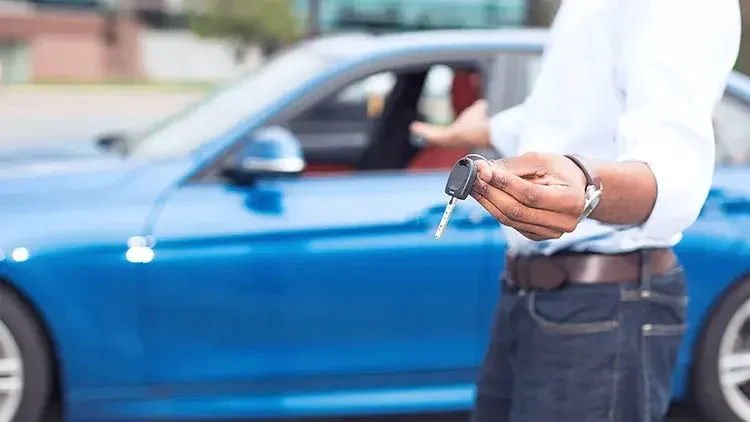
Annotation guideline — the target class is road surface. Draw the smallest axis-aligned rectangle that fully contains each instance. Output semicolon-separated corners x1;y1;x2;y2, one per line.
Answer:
0;90;201;146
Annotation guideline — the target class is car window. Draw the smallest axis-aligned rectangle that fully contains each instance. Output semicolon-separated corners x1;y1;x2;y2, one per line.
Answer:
328;67;453;123
419;65;454;125
485;52;542;114
474;51;541;159
286;64;459;170
292;52;546;170
336;72;396;104
713;92;750;165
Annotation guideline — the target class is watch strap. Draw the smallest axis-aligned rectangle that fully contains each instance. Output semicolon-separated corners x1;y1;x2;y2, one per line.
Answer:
564;154;602;189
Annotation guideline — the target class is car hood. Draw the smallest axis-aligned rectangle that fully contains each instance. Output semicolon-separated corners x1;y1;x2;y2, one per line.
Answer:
0;157;139;197
0;139;105;163
709;166;750;202
0;150;198;260
712;166;750;190
0;139;143;195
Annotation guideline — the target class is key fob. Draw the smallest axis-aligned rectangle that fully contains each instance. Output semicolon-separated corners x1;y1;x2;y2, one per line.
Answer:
445;157;478;200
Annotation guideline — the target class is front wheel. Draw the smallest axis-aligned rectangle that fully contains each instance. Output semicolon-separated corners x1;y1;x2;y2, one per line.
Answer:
694;278;750;422
0;283;53;422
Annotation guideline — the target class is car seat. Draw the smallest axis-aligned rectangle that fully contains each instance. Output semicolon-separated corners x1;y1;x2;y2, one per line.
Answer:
408;68;481;170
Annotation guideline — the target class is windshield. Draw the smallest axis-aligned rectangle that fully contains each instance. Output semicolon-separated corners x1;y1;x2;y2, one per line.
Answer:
126;44;337;159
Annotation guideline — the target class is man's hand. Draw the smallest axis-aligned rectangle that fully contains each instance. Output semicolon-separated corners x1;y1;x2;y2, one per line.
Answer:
470;153;588;241
410;100;491;148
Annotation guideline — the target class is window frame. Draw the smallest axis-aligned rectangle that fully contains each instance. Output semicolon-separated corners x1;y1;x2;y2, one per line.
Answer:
189;47;537;184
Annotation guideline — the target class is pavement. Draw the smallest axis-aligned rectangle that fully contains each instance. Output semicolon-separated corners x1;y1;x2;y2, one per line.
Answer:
2;89;707;422
0;90;202;146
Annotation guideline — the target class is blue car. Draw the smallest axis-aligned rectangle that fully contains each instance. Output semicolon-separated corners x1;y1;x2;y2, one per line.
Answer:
1;29;750;422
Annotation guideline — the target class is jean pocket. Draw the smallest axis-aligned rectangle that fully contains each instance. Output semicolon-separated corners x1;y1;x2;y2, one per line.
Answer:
527;284;620;334
641;323;686;422
641;268;688;308
638;271;687;421
642;271;688;327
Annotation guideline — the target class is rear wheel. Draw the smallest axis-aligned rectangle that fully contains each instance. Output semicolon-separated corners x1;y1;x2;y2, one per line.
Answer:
694;278;750;422
0;283;53;422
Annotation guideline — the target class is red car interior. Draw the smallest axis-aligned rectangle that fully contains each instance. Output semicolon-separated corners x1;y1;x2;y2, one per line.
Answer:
305;67;482;176
407;68;480;171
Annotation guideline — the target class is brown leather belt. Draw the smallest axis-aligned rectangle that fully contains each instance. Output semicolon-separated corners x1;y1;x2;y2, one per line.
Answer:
504;248;678;291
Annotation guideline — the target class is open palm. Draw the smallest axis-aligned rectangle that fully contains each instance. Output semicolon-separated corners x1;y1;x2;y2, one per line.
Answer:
410;100;491;148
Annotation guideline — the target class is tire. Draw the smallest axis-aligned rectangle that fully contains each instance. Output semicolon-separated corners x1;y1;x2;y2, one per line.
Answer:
694;277;750;422
0;283;53;422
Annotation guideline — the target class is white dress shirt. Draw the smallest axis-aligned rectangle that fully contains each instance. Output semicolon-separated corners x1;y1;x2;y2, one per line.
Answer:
490;0;741;256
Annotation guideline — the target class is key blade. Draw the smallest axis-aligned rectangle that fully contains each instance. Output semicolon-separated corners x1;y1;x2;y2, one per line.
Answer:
434;197;457;239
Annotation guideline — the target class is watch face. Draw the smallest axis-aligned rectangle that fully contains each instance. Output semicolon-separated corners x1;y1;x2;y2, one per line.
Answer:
580;186;603;220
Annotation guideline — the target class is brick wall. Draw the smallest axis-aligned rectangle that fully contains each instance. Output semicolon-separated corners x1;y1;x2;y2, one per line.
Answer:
0;7;144;82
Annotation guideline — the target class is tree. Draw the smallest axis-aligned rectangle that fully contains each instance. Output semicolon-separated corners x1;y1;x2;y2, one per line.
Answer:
187;0;301;62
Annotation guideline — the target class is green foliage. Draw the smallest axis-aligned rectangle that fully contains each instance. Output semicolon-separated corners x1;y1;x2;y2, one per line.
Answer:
188;0;301;46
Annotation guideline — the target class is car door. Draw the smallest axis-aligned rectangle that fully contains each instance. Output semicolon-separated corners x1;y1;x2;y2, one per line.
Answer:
139;64;497;397
141;172;494;389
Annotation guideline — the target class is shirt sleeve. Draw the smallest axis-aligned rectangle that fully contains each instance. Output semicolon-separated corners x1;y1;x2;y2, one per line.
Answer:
489;103;526;156
616;0;741;240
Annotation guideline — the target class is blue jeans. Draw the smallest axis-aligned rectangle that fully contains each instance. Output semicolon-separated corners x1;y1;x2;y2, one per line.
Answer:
470;265;686;422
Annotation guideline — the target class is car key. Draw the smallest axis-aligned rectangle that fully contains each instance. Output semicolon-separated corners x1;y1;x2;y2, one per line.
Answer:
434;155;484;239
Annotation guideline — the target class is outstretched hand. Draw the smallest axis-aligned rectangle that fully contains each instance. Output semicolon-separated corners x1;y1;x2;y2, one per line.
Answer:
410;100;492;148
470;153;588;241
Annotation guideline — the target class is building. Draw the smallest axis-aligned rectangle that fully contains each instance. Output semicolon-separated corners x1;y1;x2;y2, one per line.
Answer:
0;0;526;83
296;0;526;34
0;0;144;83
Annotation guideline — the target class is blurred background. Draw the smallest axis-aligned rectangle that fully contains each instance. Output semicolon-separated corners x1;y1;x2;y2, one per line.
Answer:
1;0;749;142
0;0;533;144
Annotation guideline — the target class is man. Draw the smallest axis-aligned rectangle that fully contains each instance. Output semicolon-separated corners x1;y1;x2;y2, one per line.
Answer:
411;1;740;421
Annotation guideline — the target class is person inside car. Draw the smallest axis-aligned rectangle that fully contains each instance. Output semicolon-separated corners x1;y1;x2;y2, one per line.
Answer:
409;67;482;170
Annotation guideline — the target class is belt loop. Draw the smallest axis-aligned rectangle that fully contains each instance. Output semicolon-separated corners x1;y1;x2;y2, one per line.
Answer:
504;252;515;289
640;249;652;291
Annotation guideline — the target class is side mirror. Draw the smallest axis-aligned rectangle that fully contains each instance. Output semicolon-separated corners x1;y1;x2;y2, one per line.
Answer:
96;132;127;154
223;126;305;184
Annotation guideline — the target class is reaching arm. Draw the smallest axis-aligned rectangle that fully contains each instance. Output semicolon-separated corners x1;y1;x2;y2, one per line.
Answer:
589;0;740;238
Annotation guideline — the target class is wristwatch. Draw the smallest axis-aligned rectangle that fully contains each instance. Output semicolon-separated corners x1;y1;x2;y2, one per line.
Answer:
564;154;603;222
